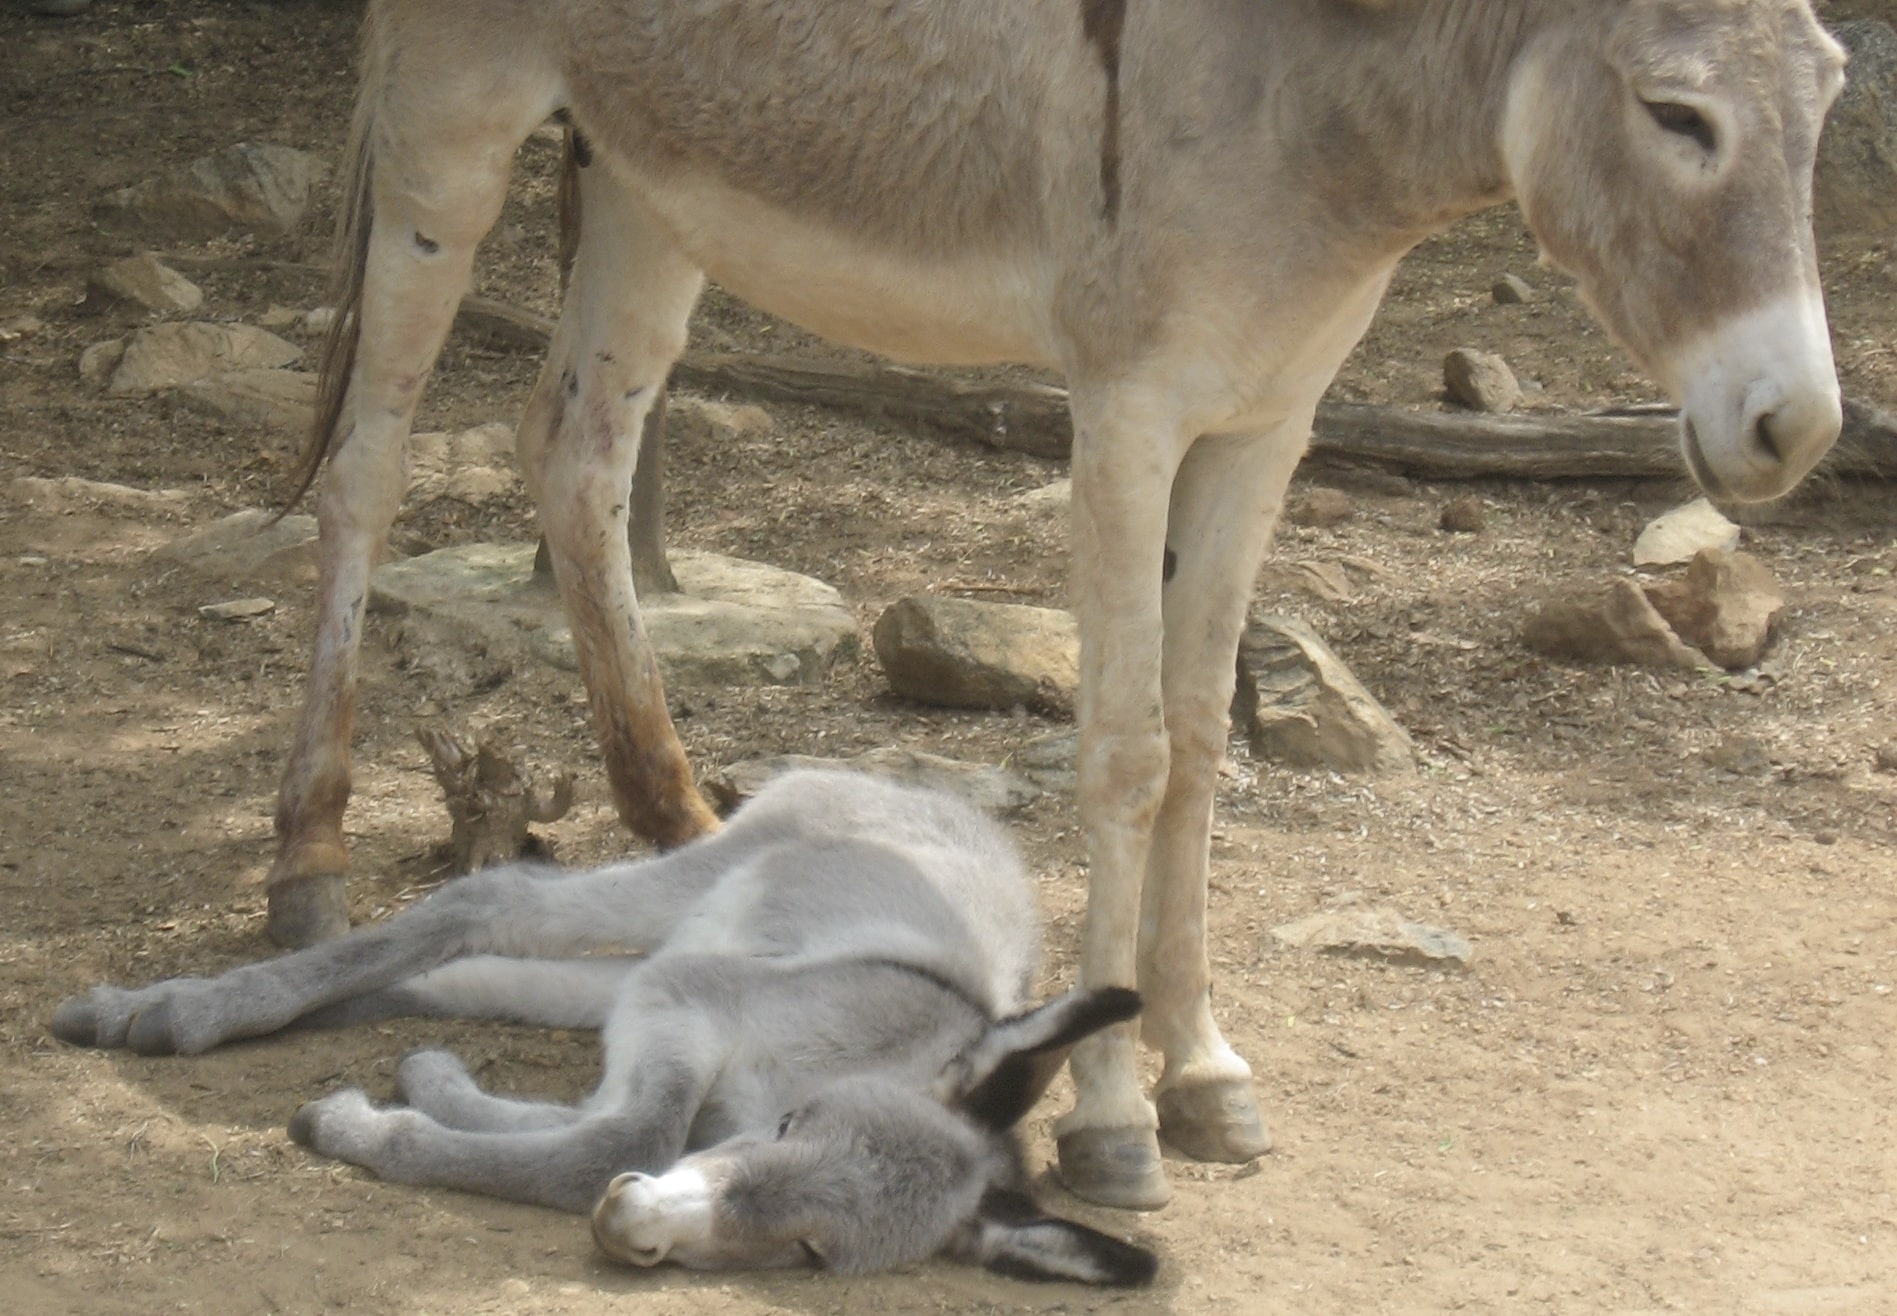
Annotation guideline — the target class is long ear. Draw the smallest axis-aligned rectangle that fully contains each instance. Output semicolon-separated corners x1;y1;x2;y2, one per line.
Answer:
941;987;1141;1131
965;1188;1158;1286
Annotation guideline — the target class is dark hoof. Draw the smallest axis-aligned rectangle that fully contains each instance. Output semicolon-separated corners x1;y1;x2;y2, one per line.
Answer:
49;995;102;1047
1056;1126;1171;1211
287;1102;320;1148
1156;1079;1271;1163
267;874;350;949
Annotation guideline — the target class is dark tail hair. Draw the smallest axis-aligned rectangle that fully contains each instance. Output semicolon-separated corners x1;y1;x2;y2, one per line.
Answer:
280;9;384;517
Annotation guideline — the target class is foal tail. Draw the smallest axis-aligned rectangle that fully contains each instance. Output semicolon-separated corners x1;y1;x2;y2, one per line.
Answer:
281;11;386;515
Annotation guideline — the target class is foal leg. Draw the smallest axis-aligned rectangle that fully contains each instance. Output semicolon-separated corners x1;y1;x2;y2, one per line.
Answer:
1140;423;1305;1164
1053;386;1186;1211
268;68;559;947
514;163;719;850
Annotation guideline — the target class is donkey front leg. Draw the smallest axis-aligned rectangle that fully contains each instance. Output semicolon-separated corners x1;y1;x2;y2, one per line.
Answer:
516;163;718;850
1139;423;1306;1165
269;85;556;948
1053;389;1185;1211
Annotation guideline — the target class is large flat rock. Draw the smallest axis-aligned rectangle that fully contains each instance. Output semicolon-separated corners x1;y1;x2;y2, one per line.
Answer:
369;543;857;688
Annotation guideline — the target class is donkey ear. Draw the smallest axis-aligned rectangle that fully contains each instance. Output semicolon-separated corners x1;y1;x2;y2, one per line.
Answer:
943;988;1141;1131
965;1188;1158;1286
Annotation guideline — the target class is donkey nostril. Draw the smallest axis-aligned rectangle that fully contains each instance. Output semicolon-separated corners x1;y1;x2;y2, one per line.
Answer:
1752;410;1785;465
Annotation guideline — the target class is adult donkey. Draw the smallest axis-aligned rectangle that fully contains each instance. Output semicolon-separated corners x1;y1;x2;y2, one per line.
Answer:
261;0;1843;1208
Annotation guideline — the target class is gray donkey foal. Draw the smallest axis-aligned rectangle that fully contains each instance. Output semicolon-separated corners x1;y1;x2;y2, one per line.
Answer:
52;772;1155;1283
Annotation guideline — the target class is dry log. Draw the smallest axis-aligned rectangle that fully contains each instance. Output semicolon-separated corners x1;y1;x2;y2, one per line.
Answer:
449;294;1897;481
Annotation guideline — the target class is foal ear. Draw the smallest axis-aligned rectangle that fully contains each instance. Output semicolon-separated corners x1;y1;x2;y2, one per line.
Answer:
965;1188;1158;1286
943;987;1141;1131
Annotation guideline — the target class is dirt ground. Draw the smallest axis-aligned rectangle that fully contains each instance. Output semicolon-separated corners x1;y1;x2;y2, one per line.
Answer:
3;4;1895;1314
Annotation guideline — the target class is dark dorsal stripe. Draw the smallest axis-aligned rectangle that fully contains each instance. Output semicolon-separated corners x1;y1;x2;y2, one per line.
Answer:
1080;0;1127;221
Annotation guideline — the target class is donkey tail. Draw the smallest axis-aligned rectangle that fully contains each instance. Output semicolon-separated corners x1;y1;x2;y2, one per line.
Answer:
280;10;385;516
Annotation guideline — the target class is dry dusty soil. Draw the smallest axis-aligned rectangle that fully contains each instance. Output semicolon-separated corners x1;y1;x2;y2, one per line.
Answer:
3;4;1895;1314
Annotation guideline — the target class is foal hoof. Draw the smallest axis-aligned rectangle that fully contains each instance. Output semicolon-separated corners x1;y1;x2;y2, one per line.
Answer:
1056;1126;1171;1211
1156;1079;1271;1164
267;873;350;949
49;994;105;1048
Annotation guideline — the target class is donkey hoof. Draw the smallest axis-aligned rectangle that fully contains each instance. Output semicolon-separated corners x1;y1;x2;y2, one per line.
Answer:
1056;1127;1171;1211
1156;1079;1271;1164
125;1001;181;1056
49;994;104;1048
266;874;350;949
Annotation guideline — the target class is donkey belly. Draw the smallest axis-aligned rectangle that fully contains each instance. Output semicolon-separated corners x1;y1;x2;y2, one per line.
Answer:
631;170;1062;368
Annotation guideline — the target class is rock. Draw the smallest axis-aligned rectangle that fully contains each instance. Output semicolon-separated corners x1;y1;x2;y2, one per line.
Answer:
416;727;573;874
1491;273;1534;305
1815;21;1897;237
10;476;190;515
100;143;328;241
107;322;301;395
301;306;337;336
258;304;302;329
0;314;45;343
667;395;776;445
1439;495;1486;533
86;254;203;314
176;368;317;433
1260;559;1356;603
1875;742;1897;772
1643;548;1785;669
1272;907;1473;968
1522;577;1710;670
198;597;276;621
1013;478;1072;514
873;595;1079;713
1284;487;1355;528
409;422;519;503
1232;616;1414;774
79;339;126;388
1632;497;1741;566
159;509;325;585
370;543;857;688
708;748;1042;817
1443;348;1521;413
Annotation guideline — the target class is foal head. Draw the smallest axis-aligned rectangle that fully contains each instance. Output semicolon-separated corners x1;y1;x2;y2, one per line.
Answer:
1502;0;1846;503
590;987;1157;1284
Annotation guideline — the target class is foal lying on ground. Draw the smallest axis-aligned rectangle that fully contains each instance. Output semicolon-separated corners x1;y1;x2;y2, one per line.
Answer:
52;771;1155;1282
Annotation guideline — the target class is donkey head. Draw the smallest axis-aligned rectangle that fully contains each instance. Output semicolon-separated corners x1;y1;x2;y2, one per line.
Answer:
590;987;1157;1284
1502;0;1846;503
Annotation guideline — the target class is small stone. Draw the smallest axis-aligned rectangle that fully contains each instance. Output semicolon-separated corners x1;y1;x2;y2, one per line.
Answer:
1284;487;1355;528
107;321;301;395
100;143;328;241
1643;548;1784;669
1233;616;1414;775
1874;743;1897;772
873;595;1078;713
258;304;302;329
1272;907;1473;968
301;306;337;336
1522;578;1710;671
1439;495;1485;533
198;597;277;621
79;339;127;388
1443;348;1521;413
1633;498;1740;567
1491;274;1535;305
86;254;203;314
0;314;46;343
1012;478;1072;513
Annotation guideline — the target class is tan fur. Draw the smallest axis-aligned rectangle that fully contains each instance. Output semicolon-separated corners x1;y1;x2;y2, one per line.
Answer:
273;0;1843;1203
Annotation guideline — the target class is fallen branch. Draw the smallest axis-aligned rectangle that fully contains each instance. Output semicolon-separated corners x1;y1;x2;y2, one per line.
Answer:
450;294;1897;481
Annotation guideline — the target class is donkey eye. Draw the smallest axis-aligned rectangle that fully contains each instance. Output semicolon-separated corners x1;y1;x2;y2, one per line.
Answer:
775;1112;795;1139
1643;100;1716;152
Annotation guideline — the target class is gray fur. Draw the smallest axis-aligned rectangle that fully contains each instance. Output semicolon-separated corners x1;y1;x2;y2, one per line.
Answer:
52;771;1155;1284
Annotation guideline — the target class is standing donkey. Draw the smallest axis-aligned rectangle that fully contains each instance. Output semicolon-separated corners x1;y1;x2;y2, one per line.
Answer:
54;771;1157;1282
238;0;1842;1209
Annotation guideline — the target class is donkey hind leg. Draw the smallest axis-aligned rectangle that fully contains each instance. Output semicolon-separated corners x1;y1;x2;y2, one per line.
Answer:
268;77;560;949
51;834;725;1056
516;162;718;850
1140;422;1307;1165
1053;385;1186;1211
291;1005;723;1212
